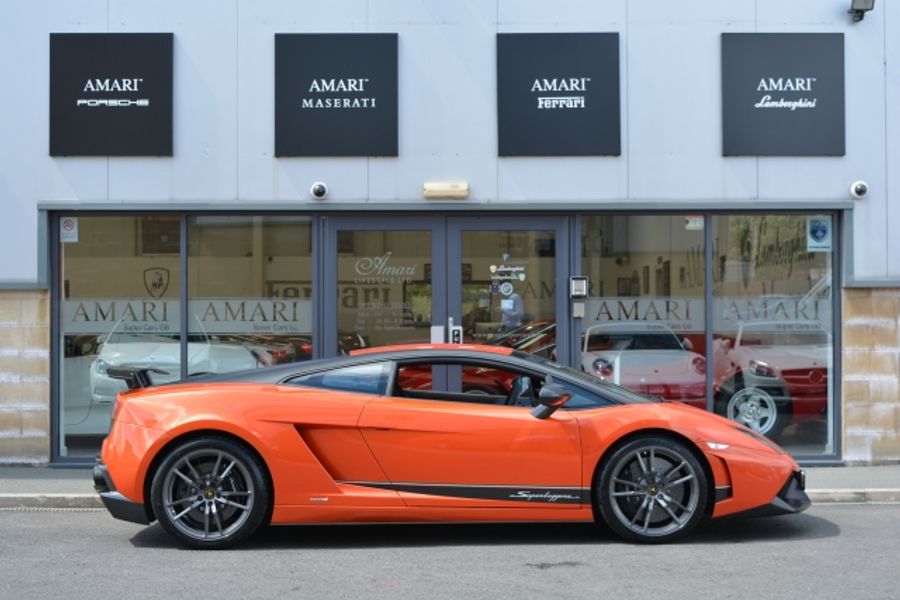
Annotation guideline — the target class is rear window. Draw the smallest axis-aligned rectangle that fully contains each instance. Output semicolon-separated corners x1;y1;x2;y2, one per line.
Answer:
285;362;390;395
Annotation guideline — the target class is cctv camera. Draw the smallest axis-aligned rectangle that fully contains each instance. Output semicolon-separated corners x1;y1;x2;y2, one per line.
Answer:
310;182;328;199
850;181;869;199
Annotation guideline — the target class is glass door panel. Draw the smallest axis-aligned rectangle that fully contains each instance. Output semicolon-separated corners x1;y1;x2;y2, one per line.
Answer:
449;217;569;364
325;220;440;355
457;230;557;356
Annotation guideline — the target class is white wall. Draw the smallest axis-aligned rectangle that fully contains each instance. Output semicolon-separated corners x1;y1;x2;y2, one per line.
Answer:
0;0;893;281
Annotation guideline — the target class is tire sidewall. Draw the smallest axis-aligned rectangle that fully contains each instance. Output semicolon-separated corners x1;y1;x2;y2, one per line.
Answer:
150;436;270;549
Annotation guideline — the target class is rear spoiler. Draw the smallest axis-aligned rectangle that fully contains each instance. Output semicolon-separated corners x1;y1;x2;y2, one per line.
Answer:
106;367;170;391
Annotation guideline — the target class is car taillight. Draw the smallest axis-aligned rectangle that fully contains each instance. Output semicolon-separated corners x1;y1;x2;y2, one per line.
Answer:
749;359;776;378
592;357;614;378
691;356;706;375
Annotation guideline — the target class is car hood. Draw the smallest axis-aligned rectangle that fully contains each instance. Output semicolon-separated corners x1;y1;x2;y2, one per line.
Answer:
735;345;828;369
585;350;699;374
97;341;253;365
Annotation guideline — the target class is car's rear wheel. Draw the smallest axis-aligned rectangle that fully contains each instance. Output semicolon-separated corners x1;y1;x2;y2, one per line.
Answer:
597;436;707;543
151;437;269;549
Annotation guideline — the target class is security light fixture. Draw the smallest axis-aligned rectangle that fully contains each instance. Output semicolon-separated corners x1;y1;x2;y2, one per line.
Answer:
849;0;875;22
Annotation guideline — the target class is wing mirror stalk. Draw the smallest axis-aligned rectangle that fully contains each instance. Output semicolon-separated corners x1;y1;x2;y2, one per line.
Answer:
531;383;572;420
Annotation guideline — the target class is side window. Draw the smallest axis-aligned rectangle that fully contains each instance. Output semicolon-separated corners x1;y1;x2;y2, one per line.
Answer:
286;362;389;395
394;362;522;405
551;378;616;409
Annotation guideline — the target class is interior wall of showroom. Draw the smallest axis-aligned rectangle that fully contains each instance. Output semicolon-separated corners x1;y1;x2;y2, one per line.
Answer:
0;0;898;463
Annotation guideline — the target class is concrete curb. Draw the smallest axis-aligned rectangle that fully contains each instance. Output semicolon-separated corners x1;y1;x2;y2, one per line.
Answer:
807;489;900;503
0;494;102;509
2;490;899;510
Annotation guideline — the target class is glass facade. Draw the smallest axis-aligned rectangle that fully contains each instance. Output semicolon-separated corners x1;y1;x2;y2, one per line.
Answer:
580;213;835;455
581;215;707;407
55;211;838;460
188;216;313;370
711;215;834;454
60;216;181;457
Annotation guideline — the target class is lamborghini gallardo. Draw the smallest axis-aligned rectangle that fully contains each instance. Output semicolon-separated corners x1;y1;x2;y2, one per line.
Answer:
93;344;809;549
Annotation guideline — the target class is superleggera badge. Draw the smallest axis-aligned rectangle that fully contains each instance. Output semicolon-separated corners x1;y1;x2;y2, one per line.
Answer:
508;490;580;503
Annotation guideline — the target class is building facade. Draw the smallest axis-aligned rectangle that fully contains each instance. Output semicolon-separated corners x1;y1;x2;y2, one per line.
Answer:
0;0;898;466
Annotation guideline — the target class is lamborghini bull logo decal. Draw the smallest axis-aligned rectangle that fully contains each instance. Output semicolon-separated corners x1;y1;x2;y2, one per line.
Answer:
144;268;170;299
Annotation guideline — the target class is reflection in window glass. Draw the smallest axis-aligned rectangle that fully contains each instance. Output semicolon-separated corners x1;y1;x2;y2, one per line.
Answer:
60;215;181;457
460;230;557;358
712;215;833;454
581;216;706;407
188;216;313;372
337;230;431;348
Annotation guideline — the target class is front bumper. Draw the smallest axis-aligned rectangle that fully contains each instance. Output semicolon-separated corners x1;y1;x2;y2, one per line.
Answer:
730;470;811;518
93;462;153;525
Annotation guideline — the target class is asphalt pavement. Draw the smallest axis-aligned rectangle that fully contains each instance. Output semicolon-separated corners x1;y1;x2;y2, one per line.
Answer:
1;463;899;508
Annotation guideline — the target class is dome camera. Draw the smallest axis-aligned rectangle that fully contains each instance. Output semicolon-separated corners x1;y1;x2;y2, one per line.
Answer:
310;181;328;200
850;181;869;199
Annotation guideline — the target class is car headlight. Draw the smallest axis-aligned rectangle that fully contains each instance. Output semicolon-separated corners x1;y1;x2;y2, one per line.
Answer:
691;356;706;375
749;359;776;378
94;358;109;375
592;357;613;378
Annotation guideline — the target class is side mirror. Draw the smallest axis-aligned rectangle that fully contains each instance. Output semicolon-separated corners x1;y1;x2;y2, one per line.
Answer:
680;337;693;351
531;383;572;420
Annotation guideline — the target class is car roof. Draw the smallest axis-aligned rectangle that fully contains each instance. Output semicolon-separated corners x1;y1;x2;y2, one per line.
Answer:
351;343;514;357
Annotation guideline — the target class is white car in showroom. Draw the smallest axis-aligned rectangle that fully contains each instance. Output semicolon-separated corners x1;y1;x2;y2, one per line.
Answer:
581;322;706;407
89;333;275;405
713;321;830;438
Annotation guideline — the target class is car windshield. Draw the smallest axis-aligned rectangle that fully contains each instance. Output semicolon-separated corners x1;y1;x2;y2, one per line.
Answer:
511;350;655;404
585;332;682;351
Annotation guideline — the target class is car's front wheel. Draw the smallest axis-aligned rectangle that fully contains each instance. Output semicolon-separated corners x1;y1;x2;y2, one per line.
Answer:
721;386;790;438
597;436;708;543
150;436;270;549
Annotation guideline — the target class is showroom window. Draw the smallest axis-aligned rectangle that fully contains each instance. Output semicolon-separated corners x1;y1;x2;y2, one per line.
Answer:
59;215;182;457
711;215;834;455
187;216;314;372
581;213;835;456
581;215;707;408
57;214;315;458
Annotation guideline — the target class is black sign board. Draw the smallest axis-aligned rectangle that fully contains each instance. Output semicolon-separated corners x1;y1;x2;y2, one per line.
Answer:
49;33;173;156
275;34;398;157
497;33;620;157
722;33;845;156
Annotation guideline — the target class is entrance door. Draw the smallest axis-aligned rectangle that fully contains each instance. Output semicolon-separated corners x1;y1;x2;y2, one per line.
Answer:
323;216;570;363
447;216;570;364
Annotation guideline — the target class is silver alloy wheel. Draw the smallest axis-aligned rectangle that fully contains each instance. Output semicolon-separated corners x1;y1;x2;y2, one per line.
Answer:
606;444;700;539
726;387;777;435
160;448;255;542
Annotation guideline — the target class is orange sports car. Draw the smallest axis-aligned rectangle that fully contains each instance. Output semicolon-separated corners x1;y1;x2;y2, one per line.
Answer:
93;344;809;549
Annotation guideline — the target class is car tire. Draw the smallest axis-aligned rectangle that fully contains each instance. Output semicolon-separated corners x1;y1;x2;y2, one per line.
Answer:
718;385;790;439
596;436;708;544
150;436;270;549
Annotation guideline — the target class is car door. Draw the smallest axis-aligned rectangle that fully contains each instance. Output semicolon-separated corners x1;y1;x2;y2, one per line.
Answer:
357;359;584;508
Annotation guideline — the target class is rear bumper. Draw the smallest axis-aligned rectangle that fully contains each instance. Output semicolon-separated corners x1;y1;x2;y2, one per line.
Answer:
728;470;811;518
93;463;153;525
